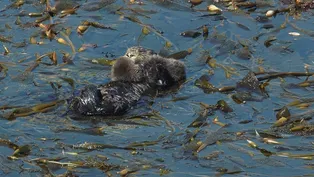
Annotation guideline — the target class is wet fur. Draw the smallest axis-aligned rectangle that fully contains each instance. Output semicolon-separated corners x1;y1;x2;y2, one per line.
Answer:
111;57;141;82
111;55;186;89
71;46;186;117
70;82;150;116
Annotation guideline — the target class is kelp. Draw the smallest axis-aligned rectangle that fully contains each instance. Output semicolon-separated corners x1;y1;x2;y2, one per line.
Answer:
0;138;30;159
196;128;236;153
207;57;239;79
253;16;287;41
270;120;314;136
0;138;19;150
0;0;25;12
264;36;277;48
116;9;178;50
246;140;273;157
147;0;191;11
54;126;106;136
0;63;8;81
275;106;291;120
197;71;314;94
194;74;218;93
53;0;80;12
202;150;224;160
124;6;158;16
227;143;254;157
188;106;212;128
261;24;274;29
10;52;55;82
70;142;135;151
2;100;65;120
12;145;31;158
189;0;203;8
86;58;116;66
287;97;314;108
81;20;116;31
166;49;192;59
180;31;201;38
236;72;263;95
59;76;75;89
81;0;117;11
188;100;233;128
236;46;252;60
0;35;13;43
231;92;264;104
1;0;314;176
247;138;314;160
126;140;159;148
216;100;233;113
137;26;150;45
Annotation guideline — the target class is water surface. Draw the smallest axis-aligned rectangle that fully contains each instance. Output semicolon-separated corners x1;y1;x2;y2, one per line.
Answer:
1;0;314;176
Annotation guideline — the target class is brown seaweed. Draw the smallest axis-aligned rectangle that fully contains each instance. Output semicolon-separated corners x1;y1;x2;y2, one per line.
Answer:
194;74;218;93
236;72;263;95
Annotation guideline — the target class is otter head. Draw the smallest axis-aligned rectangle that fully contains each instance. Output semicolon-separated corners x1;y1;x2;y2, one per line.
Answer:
124;46;156;63
111;56;141;82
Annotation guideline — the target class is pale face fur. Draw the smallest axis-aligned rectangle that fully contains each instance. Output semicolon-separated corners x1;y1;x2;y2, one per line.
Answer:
124;46;156;62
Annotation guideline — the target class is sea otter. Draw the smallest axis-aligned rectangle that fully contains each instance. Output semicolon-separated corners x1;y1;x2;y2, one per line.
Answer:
70;46;186;117
112;48;186;89
69;81;150;116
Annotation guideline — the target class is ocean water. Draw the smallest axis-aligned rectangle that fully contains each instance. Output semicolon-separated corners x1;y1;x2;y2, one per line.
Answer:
0;0;314;176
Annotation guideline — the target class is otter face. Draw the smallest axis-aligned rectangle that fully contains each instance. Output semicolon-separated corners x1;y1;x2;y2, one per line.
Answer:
124;46;156;62
125;52;137;61
111;56;141;82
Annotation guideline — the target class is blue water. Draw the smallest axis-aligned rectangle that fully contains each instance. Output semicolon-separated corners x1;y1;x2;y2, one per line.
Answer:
1;0;314;176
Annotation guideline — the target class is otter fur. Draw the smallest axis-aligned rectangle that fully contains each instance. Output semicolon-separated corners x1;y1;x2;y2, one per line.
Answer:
70;81;150;116
111;55;186;89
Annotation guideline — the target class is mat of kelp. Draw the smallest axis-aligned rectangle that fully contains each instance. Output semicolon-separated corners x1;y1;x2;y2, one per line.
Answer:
0;0;314;176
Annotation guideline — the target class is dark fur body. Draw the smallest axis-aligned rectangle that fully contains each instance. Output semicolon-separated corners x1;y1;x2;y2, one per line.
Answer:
70;47;186;117
70;81;150;116
111;55;186;90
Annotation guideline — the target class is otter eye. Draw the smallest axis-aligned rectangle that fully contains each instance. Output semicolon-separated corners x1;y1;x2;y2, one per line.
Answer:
126;53;135;58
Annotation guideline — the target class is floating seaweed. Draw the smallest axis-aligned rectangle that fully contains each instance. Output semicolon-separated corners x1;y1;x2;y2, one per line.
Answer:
180;30;201;38
0;0;314;176
166;49;192;59
194;74;218;93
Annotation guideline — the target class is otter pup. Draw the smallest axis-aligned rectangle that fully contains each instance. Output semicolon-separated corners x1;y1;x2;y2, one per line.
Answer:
70;81;150;116
110;56;142;82
111;55;186;89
